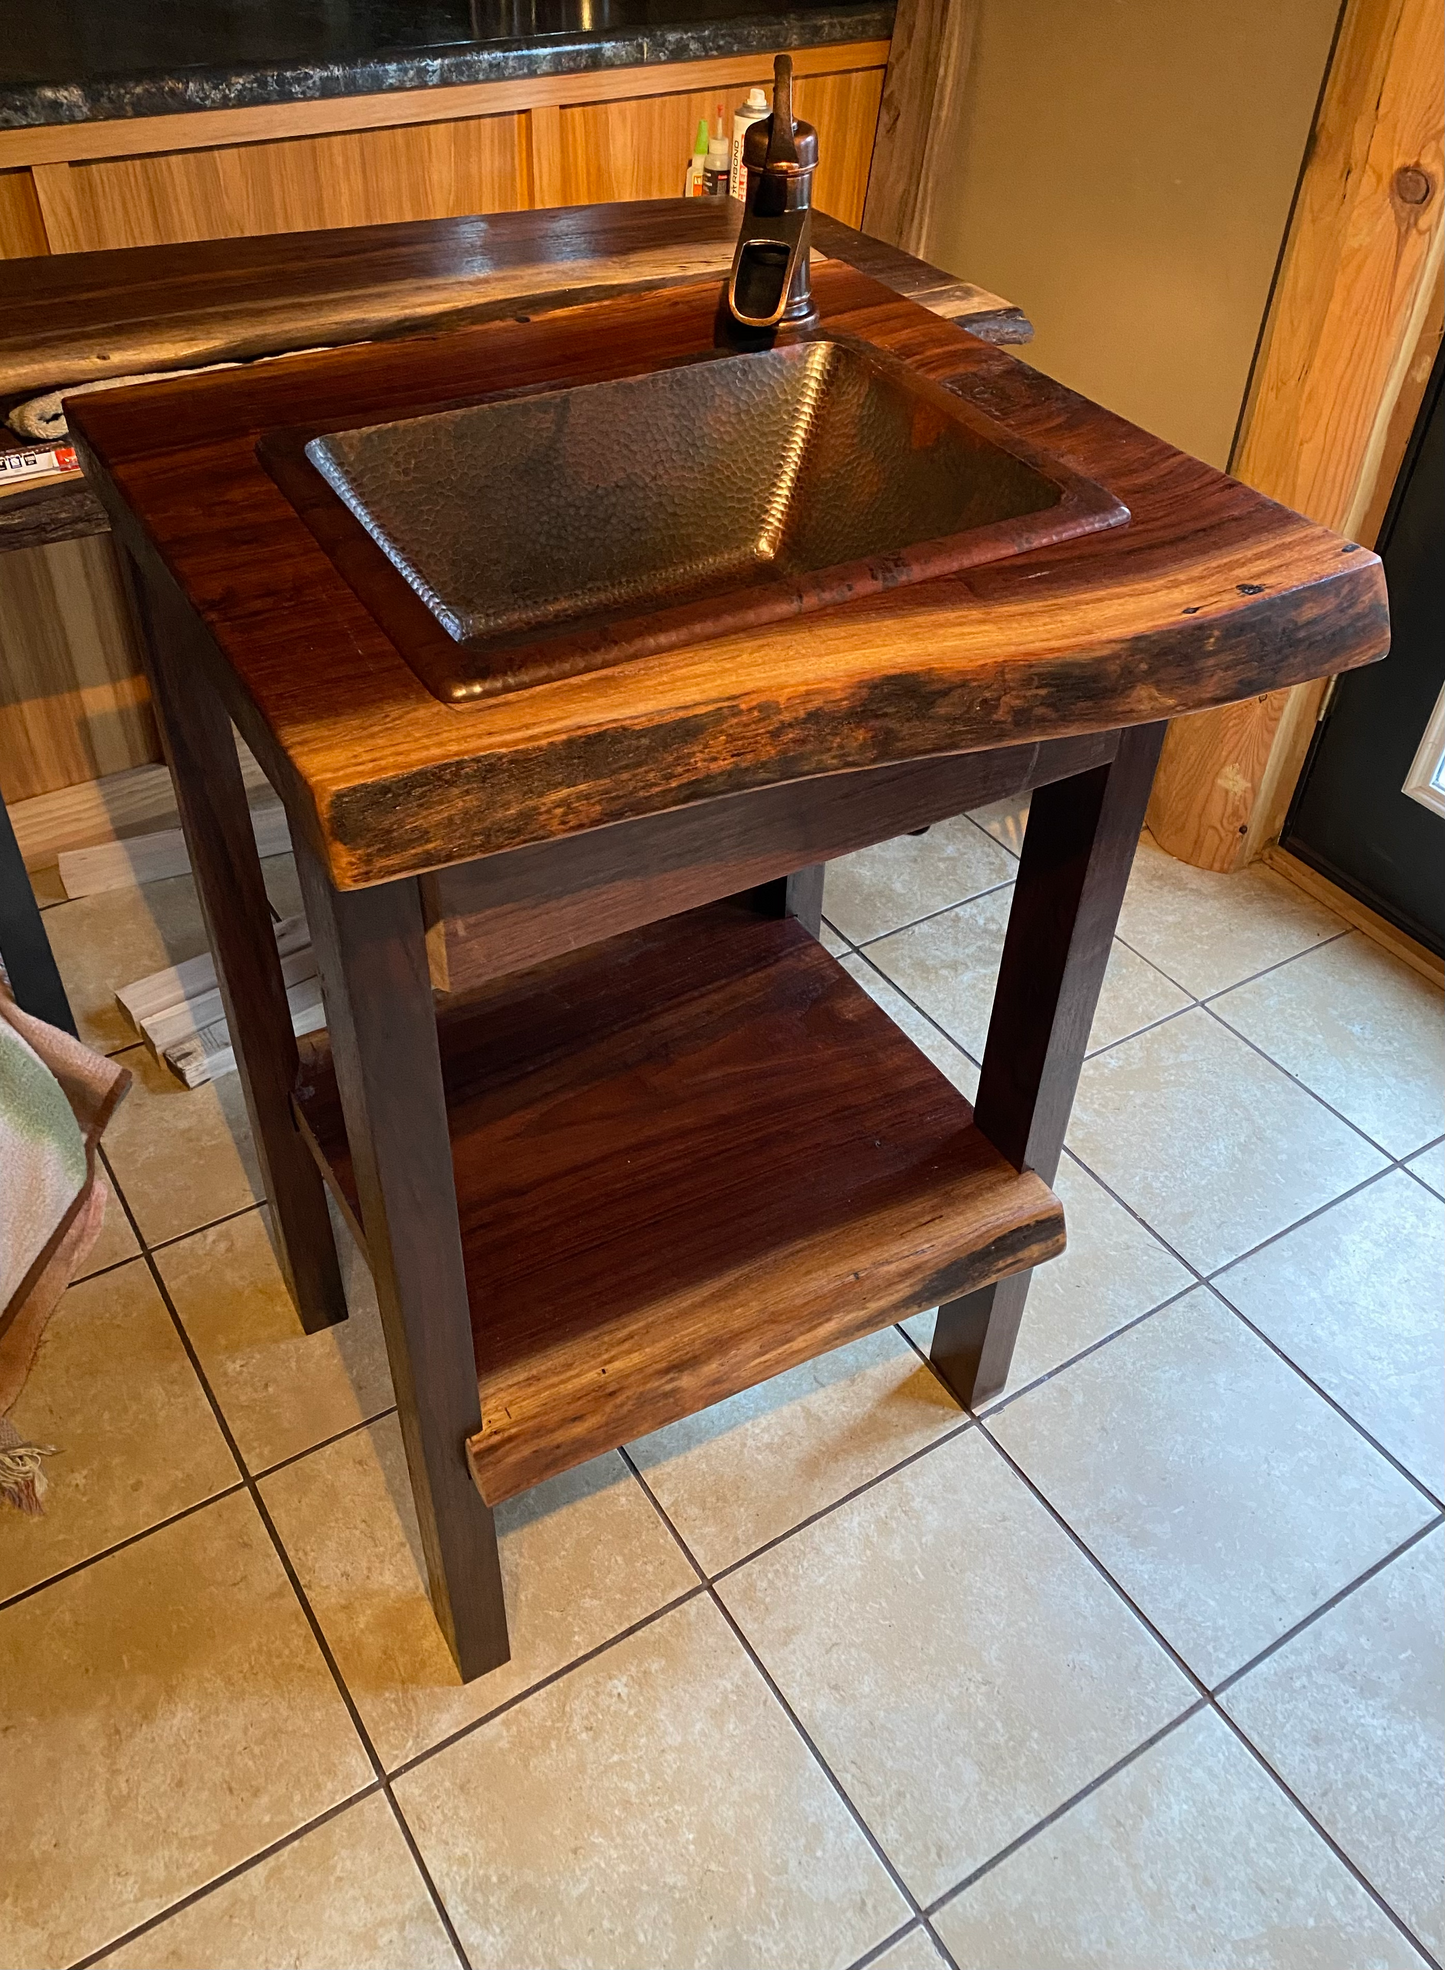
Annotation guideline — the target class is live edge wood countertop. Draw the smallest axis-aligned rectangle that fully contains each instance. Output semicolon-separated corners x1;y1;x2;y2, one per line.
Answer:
66;202;1388;891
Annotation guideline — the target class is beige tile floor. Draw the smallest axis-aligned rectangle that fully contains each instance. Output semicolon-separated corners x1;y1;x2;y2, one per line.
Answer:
3;818;1441;1970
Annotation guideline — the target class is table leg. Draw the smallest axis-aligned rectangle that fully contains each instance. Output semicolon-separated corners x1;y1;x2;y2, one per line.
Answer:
0;791;75;1033
294;840;510;1681
128;558;346;1332
931;722;1166;1407
746;863;826;936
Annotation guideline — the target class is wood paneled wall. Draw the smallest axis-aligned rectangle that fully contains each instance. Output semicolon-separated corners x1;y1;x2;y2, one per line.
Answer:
0;533;157;800
0;42;886;801
0;44;888;257
0;169;48;257
33;115;531;255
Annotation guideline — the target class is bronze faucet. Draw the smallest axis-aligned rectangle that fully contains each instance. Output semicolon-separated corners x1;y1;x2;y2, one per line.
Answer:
722;54;819;335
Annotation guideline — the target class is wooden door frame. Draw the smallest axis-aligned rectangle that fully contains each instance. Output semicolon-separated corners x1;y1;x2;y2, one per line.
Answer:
1145;0;1444;872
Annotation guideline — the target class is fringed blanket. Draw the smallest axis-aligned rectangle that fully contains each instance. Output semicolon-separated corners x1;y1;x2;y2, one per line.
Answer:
0;985;130;1513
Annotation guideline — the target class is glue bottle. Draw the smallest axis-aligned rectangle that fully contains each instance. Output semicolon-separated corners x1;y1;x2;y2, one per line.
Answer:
684;118;708;196
704;106;731;196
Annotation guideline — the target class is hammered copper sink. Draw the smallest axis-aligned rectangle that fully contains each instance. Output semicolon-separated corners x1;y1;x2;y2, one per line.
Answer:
269;337;1128;703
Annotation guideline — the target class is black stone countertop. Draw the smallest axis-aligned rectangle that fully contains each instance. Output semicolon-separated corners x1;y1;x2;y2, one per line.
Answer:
0;0;893;129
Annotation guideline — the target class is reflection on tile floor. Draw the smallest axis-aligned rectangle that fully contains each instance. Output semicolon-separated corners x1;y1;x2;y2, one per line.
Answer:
4;819;1440;1969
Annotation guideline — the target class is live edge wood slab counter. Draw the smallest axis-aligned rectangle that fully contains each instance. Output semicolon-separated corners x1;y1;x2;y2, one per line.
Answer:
69;205;1388;1680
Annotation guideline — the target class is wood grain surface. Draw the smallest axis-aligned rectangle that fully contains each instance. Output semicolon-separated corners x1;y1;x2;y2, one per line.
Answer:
293;900;1065;1503
41;113;530;257
862;0;975;256
0;197;1027;401
0;168;47;258
292;832;508;1676
422;733;1114;992
70;255;1388;888
931;722;1164;1403
0;532;157;802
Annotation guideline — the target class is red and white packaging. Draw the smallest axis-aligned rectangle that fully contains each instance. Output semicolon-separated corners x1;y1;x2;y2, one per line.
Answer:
0;442;80;485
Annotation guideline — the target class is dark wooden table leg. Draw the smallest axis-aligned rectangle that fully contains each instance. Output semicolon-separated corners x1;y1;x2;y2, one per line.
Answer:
746;863;826;936
128;558;346;1333
931;722;1166;1407
294;839;510;1681
0;792;75;1034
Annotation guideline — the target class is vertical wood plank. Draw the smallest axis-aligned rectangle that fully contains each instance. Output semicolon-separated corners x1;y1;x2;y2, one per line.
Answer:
0;535;159;804
29;161;87;253
293;841;510;1681
54;115;528;252
0;169;50;257
127;555;348;1335
555;68;884;220
793;67;888;227
861;0;976;253
931;722;1165;1405
526;104;566;208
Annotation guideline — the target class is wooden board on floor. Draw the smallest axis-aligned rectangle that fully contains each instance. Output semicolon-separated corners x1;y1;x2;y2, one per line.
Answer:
1262;844;1445;986
8;741;272;870
56;795;289;895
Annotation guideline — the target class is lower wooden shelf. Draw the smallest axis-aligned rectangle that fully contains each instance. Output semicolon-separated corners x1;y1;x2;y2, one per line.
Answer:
295;901;1064;1504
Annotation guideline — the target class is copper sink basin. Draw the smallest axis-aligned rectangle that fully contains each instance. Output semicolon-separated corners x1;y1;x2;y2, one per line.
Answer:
269;338;1127;704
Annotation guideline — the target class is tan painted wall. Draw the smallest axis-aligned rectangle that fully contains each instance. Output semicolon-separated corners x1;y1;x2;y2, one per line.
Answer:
923;0;1341;466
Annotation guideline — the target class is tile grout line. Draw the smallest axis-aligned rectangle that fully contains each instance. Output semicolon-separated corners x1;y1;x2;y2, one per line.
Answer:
689;1310;1445;1963
1196;994;1413;1164
144;1197;275;1256
841;1919;930;1970
971;1422;1442;1966
706;1409;976;1585
1050;1134;1445;1513
379;1789;473;1970
614;1445;965;1970
64;1781;390;1970
842;859;1362;1086
250;1403;399;1485
1212;1286;1445;1513
849;874;1017;951
373;1410;991;1797
0;1479;248;1618
842;943;985;1072
1211;1705;1443;1969
1109;921;1353;1010
93;1158;477;1970
924;1700;1211;1919
980;1371;1441;1709
950;1280;1201;1421
1210;1513;1445;1699
385;1585;711;1785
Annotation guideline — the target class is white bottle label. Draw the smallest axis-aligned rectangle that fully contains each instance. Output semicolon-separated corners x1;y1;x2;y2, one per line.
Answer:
729;132;747;200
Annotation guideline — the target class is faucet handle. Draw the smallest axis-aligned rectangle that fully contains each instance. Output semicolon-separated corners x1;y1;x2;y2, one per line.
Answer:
766;53;800;169
742;52;818;179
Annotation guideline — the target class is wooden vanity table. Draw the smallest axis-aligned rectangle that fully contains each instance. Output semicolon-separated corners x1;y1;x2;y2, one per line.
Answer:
65;204;1387;1681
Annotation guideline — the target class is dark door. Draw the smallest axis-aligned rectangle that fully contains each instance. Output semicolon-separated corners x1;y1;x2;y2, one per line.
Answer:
1283;345;1445;954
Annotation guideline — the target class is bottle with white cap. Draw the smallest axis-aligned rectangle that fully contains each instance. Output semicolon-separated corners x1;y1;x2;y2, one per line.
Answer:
729;86;770;199
704;106;731;195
